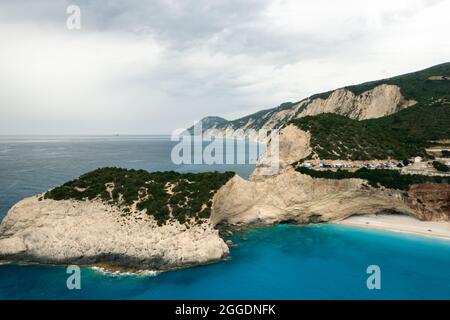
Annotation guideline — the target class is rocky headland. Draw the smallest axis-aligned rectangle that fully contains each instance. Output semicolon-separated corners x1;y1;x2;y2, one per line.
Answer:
0;195;228;271
0;169;234;271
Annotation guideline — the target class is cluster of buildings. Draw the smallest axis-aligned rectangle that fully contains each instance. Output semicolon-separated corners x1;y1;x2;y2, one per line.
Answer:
301;160;402;170
401;156;450;176
299;149;450;176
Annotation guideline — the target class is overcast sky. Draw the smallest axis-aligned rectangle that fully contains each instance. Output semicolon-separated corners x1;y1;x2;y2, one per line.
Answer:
0;0;449;134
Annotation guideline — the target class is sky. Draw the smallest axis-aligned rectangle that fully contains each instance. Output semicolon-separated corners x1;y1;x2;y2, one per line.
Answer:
0;0;449;135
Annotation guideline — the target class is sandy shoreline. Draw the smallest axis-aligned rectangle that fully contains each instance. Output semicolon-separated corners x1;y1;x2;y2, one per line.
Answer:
337;214;450;240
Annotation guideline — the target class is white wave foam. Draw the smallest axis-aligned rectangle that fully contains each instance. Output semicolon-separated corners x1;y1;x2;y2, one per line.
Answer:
90;266;159;277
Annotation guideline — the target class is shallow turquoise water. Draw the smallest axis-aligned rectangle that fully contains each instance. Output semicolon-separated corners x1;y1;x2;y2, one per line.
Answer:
1;224;450;299
0;136;449;299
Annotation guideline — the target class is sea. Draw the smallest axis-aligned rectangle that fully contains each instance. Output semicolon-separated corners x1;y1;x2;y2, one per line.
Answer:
0;135;449;300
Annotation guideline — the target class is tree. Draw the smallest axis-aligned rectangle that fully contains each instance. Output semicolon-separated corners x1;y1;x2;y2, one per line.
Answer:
433;161;449;172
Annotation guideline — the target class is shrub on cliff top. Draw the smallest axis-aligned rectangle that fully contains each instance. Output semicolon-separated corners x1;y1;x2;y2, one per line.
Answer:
296;167;447;190
433;161;449;172
44;167;235;225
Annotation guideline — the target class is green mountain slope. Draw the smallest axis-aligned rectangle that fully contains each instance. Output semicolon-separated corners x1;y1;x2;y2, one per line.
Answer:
193;62;450;133
291;101;450;160
311;62;450;103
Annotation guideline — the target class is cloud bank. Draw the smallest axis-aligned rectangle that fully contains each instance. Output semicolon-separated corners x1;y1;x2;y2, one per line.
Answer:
0;0;449;134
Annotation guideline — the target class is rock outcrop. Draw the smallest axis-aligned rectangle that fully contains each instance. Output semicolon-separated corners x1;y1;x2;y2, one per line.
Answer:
407;183;450;221
212;168;414;227
293;84;415;120
0;196;229;270
250;124;312;178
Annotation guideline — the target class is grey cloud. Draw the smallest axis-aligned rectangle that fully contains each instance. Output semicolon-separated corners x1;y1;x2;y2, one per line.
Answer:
0;0;448;134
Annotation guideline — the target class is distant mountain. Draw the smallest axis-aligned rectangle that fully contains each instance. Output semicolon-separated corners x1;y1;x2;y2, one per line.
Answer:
191;62;450;134
187;116;228;134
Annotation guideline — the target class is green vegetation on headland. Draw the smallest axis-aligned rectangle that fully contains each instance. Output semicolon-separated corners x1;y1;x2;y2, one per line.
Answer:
291;102;450;161
296;167;447;191
44;167;235;225
310;62;450;102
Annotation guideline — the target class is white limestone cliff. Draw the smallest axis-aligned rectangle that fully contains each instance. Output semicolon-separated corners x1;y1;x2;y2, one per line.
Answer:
293;84;416;121
0;196;229;271
250;124;312;178
212;168;414;227
194;84;416;135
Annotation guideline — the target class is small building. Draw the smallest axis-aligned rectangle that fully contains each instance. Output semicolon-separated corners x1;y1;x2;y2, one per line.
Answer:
303;162;312;168
414;156;423;163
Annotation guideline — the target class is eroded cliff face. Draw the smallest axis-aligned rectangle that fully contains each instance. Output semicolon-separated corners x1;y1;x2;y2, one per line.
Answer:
250;124;312;178
407;183;450;221
212;169;413;227
0;196;229;270
293;84;416;121
194;84;416;134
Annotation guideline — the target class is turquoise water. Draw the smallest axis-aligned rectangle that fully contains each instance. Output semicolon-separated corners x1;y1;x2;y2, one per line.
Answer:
1;224;450;299
0;136;450;299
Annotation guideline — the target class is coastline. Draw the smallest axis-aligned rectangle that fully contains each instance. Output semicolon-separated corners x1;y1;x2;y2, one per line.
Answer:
90;266;159;277
0;257;228;277
0;196;230;271
337;214;450;240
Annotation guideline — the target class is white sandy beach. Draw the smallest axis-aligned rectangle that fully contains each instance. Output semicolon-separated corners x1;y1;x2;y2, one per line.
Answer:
338;214;450;240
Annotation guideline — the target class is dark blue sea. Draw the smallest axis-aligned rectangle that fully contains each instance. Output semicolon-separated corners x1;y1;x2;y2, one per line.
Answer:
0;136;449;300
